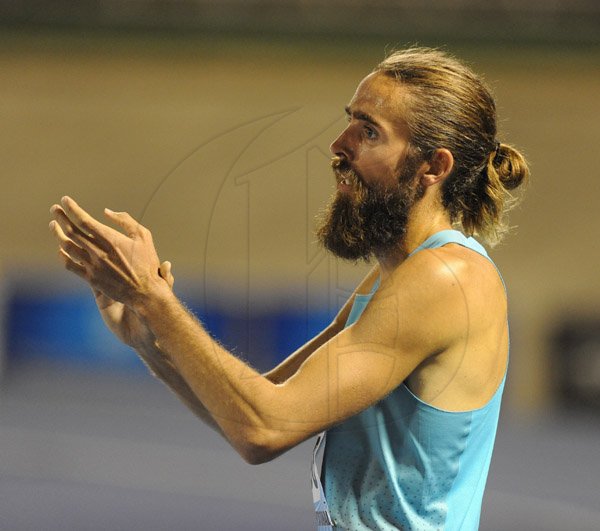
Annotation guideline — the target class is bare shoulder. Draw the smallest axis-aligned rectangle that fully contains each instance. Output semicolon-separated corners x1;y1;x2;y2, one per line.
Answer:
400;243;504;301
433;243;505;306
368;243;506;356
383;243;500;302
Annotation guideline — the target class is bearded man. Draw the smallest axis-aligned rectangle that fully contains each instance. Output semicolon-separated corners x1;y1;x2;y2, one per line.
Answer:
50;48;528;530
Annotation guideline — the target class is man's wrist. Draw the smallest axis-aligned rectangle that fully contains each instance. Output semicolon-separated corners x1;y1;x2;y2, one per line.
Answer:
132;278;175;324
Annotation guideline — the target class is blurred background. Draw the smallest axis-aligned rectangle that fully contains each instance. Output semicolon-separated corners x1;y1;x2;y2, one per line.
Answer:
1;1;599;529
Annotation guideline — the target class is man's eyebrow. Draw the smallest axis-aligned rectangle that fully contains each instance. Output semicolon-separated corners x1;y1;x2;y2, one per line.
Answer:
344;105;382;128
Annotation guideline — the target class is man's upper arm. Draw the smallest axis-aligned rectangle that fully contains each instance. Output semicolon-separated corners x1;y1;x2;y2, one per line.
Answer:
262;265;380;384
262;250;467;451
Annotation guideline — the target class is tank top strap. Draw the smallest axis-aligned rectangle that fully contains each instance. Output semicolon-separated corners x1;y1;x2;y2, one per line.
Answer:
407;229;506;293
408;229;489;259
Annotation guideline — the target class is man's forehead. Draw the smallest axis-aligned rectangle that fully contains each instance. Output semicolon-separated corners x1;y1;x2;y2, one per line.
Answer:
347;72;409;130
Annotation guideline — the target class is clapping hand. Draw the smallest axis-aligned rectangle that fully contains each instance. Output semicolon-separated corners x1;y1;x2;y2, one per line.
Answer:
49;196;173;348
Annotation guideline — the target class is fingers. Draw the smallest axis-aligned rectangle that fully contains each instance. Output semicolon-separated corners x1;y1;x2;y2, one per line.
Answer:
57;247;88;279
58;196;112;248
49;218;92;266
50;204;104;253
104;208;145;238
56;196;150;244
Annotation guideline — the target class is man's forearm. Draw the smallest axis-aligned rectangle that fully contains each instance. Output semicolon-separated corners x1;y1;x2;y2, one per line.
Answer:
133;285;280;463
136;338;225;437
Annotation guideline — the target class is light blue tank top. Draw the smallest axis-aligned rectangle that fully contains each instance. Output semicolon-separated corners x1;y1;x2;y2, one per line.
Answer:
315;230;508;530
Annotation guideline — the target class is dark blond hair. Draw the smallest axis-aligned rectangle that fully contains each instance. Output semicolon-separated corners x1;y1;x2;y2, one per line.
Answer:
375;47;529;245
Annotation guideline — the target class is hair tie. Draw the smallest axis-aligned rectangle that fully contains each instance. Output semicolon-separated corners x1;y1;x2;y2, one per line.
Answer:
490;141;502;165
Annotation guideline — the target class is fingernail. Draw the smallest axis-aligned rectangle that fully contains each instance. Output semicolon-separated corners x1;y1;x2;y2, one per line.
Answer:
60;196;69;207
104;208;114;215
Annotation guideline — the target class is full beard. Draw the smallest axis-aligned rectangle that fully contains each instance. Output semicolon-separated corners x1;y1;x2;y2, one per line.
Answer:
316;157;423;262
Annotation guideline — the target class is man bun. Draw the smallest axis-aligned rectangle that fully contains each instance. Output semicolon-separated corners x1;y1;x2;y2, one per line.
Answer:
460;142;530;245
491;142;529;191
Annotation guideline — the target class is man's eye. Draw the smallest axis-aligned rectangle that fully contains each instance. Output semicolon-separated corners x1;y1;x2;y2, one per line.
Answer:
364;126;377;140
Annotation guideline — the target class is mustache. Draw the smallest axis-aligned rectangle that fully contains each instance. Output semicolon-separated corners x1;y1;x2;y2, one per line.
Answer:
331;156;363;187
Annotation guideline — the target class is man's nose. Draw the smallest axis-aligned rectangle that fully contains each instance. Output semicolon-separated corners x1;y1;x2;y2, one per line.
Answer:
330;128;354;161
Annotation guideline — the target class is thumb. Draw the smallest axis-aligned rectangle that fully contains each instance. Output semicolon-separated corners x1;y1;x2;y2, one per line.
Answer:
159;260;175;289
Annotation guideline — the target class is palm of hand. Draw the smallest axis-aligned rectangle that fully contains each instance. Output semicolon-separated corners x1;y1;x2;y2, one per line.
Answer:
93;260;174;349
94;289;151;349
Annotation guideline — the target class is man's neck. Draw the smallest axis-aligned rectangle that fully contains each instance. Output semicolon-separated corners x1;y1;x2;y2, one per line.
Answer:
375;195;453;277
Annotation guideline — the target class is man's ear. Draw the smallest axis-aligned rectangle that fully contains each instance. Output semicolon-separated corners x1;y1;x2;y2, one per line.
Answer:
420;148;454;187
